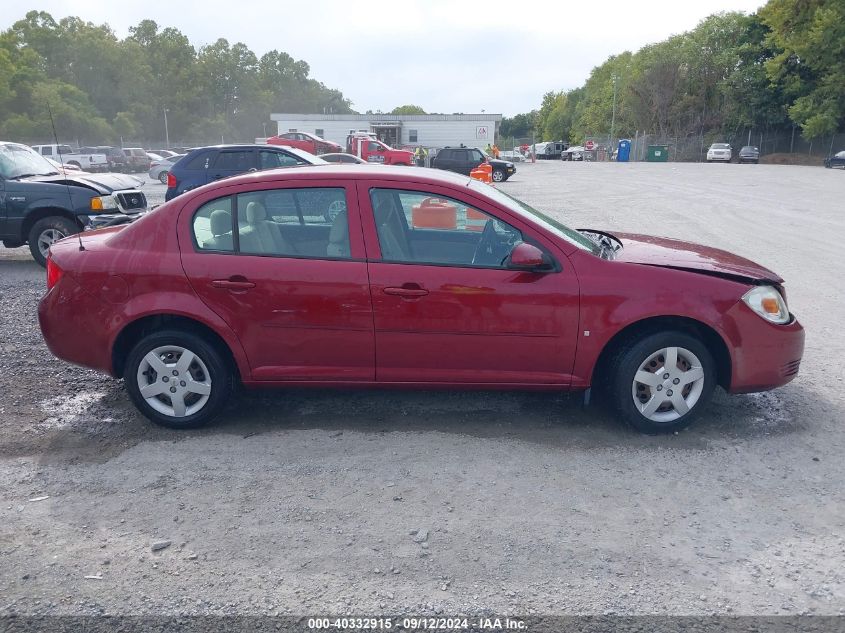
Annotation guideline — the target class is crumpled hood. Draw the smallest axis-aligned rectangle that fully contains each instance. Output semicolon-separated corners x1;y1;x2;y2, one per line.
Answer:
31;172;143;193
612;232;783;283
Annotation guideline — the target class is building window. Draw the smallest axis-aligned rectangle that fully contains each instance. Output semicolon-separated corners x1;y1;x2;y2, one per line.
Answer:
288;128;297;133
315;129;324;138
409;129;418;143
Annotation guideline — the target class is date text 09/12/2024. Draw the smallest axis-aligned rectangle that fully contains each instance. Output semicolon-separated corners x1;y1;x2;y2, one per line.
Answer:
307;617;527;630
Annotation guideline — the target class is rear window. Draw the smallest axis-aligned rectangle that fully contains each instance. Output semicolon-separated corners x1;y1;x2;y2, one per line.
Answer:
213;151;253;171
183;151;212;170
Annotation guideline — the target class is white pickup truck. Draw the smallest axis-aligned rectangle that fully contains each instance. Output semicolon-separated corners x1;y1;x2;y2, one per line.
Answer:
30;144;109;172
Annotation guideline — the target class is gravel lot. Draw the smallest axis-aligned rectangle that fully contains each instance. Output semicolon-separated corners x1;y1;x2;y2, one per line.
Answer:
1;162;844;617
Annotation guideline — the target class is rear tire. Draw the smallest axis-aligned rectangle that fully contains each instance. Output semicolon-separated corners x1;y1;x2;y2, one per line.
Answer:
158;171;168;184
124;329;234;429
605;331;716;434
28;216;78;267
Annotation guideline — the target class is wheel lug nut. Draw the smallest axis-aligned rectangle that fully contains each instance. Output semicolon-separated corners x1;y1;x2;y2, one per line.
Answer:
170;386;177;393
172;370;179;376
162;376;169;382
667;389;673;396
663;373;670;379
180;381;186;387
673;378;680;385
656;385;663;391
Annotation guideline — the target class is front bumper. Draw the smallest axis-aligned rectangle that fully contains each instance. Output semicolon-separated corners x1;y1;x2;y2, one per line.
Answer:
724;301;805;393
708;154;731;162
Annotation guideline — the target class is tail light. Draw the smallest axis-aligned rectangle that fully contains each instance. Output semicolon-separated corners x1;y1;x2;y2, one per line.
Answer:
46;256;63;290
166;172;176;188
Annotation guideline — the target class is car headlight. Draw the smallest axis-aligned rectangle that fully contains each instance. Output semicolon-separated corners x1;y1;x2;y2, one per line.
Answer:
742;285;790;324
90;195;117;212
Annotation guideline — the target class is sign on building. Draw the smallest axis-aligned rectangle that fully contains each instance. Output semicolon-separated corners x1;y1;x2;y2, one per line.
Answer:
476;126;489;140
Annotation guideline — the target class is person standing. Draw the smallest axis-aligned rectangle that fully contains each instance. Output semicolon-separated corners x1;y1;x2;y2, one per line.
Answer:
414;145;428;167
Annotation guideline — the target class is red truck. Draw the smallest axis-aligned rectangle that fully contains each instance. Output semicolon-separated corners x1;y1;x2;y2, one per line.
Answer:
346;133;414;165
266;132;342;155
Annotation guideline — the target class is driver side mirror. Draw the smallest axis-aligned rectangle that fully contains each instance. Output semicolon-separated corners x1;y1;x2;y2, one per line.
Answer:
506;242;552;271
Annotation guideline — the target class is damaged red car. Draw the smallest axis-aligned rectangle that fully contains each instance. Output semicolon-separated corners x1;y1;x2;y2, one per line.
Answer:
38;166;804;433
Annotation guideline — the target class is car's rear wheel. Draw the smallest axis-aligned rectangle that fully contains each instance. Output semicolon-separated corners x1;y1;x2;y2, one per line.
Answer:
492;169;505;182
607;331;716;434
158;171;168;184
28;216;78;267
125;330;234;429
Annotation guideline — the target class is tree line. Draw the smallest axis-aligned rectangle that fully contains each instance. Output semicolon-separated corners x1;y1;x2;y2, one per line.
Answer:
0;11;354;144
502;0;844;146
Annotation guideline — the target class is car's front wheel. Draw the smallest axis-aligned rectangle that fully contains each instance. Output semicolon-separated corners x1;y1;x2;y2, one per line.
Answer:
28;216;78;267
492;169;505;182
607;331;716;434
125;330;234;429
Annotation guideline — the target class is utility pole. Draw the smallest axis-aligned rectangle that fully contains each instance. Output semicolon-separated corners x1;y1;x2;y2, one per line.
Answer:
163;106;170;149
609;74;618;160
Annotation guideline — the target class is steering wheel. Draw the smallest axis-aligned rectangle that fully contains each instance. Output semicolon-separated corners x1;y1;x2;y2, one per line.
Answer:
325;199;346;222
471;220;498;265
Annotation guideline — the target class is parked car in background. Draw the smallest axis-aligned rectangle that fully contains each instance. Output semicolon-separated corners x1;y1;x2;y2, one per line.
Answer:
824;150;845;169
165;144;327;200
562;146;585;161
431;146;516;182
498;150;525;162
267;132;342;155
738;146;760;164
147;152;165;162
149;154;185;184
0;141;147;265
45;157;84;174
123;147;152;172
31;144;109;172
707;143;733;163
39;165;803;434
320;153;368;164
150;149;180;159
80;146;129;172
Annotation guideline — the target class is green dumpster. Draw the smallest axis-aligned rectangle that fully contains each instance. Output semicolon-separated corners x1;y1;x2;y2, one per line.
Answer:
647;144;669;162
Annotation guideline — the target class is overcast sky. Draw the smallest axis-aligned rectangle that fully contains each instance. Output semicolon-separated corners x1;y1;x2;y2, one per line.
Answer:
3;1;765;116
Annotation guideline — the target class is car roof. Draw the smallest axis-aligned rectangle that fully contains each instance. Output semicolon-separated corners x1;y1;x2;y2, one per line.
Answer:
186;164;477;191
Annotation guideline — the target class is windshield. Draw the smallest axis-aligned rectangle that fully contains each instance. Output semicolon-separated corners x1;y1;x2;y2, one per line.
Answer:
711;143;730;149
471;181;601;255
0;143;59;179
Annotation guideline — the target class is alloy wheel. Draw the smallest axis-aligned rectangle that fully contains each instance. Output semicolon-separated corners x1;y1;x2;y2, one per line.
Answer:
37;229;67;258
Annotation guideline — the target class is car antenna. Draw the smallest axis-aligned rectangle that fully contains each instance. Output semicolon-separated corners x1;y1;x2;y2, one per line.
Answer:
47;103;84;252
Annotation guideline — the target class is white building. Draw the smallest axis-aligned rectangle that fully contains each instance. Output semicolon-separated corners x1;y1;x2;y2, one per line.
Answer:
270;113;502;150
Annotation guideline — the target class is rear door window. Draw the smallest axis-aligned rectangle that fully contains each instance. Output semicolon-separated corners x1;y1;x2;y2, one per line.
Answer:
212;150;254;171
184;151;211;170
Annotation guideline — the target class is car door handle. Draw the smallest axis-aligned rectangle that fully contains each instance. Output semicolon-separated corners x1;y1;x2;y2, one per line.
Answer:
383;285;429;298
212;279;255;291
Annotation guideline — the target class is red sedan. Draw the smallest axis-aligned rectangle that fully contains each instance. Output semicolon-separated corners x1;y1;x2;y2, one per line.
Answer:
266;132;342;155
38;166;804;433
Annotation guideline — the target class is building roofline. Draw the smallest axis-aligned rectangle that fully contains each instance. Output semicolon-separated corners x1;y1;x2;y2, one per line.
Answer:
271;113;502;122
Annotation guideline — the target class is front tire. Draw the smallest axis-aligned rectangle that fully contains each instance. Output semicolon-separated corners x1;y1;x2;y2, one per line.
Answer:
492;169;505;182
606;331;716;434
125;330;234;429
28;216;78;267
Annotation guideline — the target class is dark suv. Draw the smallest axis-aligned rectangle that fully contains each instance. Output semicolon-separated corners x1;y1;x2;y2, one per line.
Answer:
165;144;328;201
80;146;129;172
431;146;516;182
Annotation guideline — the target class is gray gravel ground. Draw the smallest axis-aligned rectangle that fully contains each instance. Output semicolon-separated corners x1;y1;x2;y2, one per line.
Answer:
1;162;844;617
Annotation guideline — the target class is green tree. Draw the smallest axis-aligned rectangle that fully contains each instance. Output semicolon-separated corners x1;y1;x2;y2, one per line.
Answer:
390;105;426;115
761;0;845;138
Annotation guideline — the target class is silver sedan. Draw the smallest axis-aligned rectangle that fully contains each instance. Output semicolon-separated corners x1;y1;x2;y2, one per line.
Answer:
148;154;184;184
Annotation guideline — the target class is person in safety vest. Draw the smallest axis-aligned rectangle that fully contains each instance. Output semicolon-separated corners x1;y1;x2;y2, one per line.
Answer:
414;145;428;167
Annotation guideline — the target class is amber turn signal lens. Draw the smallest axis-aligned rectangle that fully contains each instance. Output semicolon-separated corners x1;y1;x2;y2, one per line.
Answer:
761;297;780;314
90;197;104;211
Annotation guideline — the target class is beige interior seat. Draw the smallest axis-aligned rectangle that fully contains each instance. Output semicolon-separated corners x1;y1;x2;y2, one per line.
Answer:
239;200;295;255
202;209;233;251
327;211;350;258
